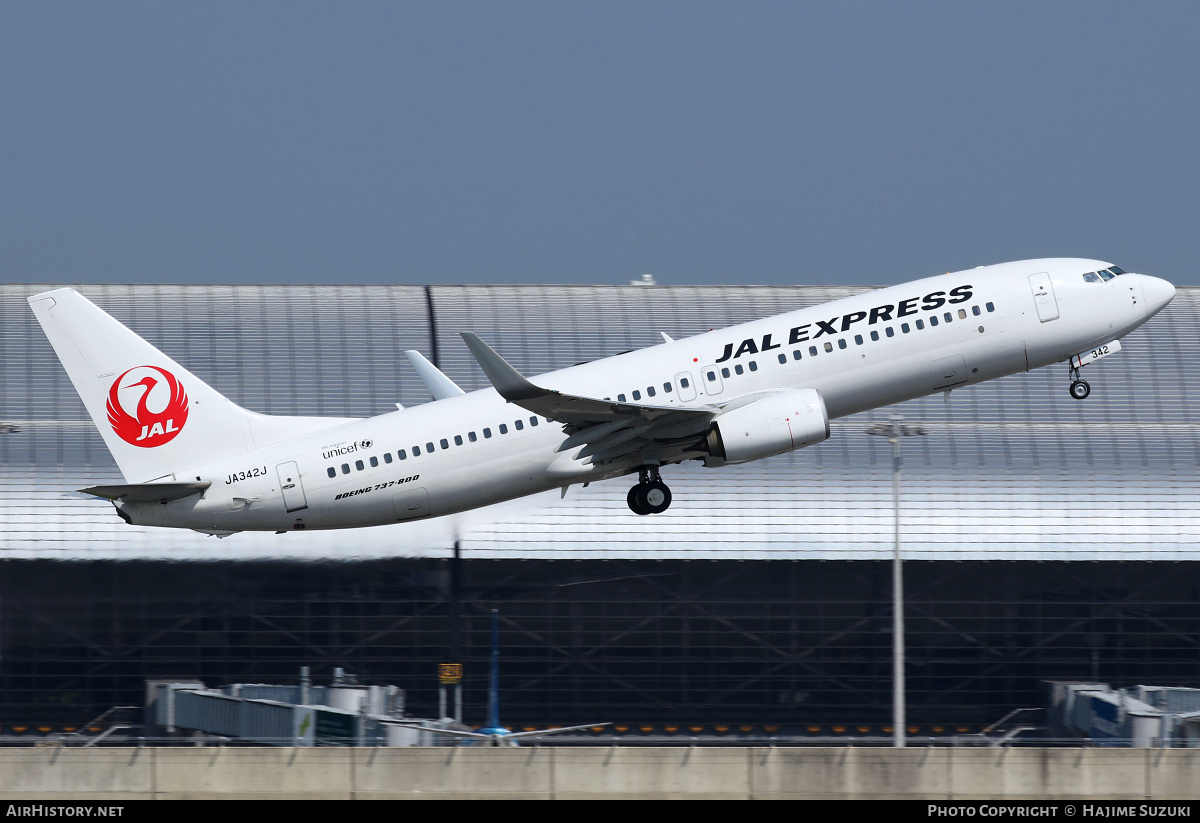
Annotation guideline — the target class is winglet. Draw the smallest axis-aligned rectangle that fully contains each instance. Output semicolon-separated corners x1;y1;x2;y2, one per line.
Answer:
460;333;546;402
404;350;465;400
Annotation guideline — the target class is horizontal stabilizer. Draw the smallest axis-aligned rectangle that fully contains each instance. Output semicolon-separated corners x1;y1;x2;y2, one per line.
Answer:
80;482;211;504
404;350;465;399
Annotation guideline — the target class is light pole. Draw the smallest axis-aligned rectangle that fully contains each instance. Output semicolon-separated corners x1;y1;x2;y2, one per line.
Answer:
865;416;926;748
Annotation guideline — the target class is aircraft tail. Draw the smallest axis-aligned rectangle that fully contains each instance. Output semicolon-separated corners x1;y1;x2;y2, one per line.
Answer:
28;288;356;483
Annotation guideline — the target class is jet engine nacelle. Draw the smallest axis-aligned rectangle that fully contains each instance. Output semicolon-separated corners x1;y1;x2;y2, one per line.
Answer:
703;389;829;467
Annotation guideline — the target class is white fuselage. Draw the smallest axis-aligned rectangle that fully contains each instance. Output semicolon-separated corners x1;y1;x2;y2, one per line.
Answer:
123;259;1172;533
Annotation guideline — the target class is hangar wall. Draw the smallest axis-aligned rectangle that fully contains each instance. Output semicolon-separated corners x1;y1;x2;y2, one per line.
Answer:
1;283;1198;728
2;283;1198;560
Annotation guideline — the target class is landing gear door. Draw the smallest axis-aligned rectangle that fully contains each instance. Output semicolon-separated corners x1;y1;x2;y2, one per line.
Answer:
276;461;308;512
1029;272;1060;322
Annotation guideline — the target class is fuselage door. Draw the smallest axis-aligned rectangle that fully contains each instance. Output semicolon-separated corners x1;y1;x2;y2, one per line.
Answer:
276;461;308;512
700;365;724;395
674;372;697;401
1029;272;1060;322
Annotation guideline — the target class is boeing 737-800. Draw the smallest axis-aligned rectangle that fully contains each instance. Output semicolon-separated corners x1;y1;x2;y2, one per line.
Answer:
28;259;1174;536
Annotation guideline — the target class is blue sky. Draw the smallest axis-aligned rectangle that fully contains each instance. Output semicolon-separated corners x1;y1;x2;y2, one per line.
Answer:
2;2;1197;287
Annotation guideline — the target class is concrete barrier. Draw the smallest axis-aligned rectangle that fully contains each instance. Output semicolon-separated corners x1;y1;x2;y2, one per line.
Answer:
1;746;1198;800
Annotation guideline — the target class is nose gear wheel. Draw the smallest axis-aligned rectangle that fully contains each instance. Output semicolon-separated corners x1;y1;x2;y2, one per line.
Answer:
1067;362;1092;400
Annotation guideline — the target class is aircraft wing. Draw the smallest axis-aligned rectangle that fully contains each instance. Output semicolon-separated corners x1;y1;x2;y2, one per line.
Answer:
461;333;715;463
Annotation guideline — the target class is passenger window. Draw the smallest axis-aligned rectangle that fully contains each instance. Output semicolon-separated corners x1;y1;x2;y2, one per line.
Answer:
915;319;925;330
680;377;690;388
515;419;524;430
468;432;477;442
647;386;656;397
902;323;910;333
355;460;365;471
412;446;421;456
426;441;435;452
748;361;758;371
837;339;847;349
778;353;787;364
986;302;995;312
483;428;492;439
958;309;967;320
886;327;895;337
721;367;730;378
341;463;350;474
734;364;743;375
499;424;508;434
809;346;818;356
530;417;538;426
384;453;392;464
327;467;336;478
944;312;953;323
870;330;879;341
398;449;407;460
793;350;802;360
632;390;641;400
929;316;938;327
663;382;673;392
707;370;717;382
618;394;626;402
454;435;463;446
824;342;833;352
370;456;379;467
855;334;863;344
972;305;981;316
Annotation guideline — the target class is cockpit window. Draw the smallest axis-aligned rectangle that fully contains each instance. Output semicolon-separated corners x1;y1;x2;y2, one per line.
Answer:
1109;266;1126;275
1083;269;1119;283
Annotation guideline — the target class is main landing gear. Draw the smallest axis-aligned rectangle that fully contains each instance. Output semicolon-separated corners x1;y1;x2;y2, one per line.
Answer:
628;466;672;515
1068;363;1091;400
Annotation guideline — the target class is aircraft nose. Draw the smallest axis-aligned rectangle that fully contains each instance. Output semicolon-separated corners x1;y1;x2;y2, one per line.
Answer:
1138;274;1176;318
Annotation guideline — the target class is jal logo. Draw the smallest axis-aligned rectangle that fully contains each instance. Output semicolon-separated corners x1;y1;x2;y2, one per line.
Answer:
106;366;190;448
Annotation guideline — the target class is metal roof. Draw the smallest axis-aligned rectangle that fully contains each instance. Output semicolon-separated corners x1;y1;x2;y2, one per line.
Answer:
2;282;1197;560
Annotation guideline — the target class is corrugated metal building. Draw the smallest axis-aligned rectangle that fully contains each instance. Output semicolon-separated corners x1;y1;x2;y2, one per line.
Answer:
1;283;1198;729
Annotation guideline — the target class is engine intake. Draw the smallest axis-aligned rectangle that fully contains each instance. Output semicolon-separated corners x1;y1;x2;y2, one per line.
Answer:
703;389;829;467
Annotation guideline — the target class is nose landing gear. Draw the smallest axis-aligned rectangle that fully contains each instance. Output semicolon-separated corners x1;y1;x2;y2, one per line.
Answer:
627;467;672;515
1068;363;1091;400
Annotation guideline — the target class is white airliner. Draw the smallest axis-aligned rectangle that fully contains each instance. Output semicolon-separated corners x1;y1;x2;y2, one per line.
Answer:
29;259;1174;536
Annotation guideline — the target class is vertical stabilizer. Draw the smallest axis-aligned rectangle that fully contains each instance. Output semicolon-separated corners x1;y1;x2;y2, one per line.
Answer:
28;288;350;483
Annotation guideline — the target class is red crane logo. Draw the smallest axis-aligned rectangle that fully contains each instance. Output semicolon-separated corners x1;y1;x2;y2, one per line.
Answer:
106;366;190;448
